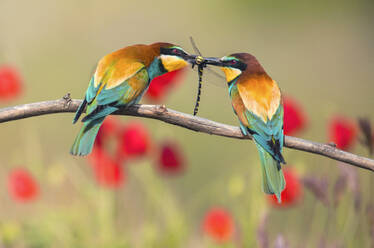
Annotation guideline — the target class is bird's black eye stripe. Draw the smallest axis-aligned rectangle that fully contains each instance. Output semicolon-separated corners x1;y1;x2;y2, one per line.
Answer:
160;47;187;56
238;62;247;71
237;61;246;71
223;59;247;71
158;58;167;74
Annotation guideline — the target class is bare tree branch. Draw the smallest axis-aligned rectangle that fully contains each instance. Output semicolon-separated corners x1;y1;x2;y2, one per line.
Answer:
1;96;373;172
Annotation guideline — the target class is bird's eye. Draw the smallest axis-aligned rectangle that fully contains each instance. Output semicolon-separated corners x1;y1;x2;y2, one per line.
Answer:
172;49;178;54
231;60;237;65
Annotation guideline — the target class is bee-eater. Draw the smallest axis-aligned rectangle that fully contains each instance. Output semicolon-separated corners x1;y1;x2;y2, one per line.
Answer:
71;42;196;156
203;53;286;202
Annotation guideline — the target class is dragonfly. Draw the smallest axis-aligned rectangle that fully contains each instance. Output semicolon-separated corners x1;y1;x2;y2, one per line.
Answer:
189;37;226;116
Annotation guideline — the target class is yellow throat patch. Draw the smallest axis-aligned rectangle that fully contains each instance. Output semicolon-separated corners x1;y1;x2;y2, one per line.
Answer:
160;55;188;72
220;67;242;82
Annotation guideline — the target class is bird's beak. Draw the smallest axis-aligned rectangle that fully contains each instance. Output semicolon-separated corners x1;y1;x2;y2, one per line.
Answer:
201;57;225;66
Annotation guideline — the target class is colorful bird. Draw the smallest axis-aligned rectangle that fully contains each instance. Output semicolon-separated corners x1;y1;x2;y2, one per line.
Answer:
203;53;286;202
71;42;196;156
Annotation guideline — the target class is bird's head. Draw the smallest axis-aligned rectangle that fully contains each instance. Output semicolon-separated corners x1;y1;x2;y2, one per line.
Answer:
150;42;197;72
202;54;248;83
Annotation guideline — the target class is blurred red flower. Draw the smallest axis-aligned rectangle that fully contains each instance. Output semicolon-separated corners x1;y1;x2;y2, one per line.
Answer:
95;116;120;148
116;121;150;160
283;96;307;136
157;141;185;175
203;207;234;243
89;148;124;188
8;168;39;203
269;168;303;207
0;65;23;102
328;116;357;150
146;69;185;102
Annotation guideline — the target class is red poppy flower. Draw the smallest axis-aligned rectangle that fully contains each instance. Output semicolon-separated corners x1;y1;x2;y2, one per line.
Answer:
8;168;39;202
0;65;23;102
88;148;124;188
328;116;357;150
268;168;303;207
116;121;150;160
146;69;185;102
95;116;120;148
203;207;235;242
157;141;185;175
283;96;307;136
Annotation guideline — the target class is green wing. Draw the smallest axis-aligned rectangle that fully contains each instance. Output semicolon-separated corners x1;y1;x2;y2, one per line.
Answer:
82;66;149;122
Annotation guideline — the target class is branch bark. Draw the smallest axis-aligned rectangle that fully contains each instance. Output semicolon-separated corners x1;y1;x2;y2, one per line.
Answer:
1;96;373;172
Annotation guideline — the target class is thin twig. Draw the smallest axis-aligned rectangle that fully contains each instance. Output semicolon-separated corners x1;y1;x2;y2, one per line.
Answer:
1;97;374;172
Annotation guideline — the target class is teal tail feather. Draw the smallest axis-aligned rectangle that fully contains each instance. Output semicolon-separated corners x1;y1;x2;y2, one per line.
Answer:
255;142;286;202
70;117;105;156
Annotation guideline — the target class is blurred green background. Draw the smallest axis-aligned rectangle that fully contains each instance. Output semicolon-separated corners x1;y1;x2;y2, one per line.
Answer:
0;0;374;247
